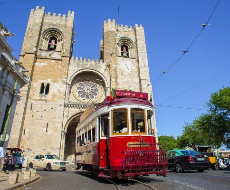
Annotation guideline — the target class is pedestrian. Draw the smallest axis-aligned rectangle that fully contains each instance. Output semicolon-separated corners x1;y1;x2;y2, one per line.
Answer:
4;152;13;173
0;147;5;172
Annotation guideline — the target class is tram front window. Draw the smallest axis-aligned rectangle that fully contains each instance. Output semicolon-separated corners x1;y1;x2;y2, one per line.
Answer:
113;109;128;134
131;108;146;133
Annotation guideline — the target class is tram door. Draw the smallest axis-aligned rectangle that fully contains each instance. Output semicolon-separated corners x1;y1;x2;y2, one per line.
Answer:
100;114;110;168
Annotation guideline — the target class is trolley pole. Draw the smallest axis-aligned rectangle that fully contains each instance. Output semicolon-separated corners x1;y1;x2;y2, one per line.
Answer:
0;78;18;147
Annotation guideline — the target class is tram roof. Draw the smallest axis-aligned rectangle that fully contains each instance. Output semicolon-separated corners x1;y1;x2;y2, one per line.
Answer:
96;89;152;110
79;89;154;124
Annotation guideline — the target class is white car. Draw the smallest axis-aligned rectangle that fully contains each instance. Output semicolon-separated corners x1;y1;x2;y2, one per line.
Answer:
28;155;69;171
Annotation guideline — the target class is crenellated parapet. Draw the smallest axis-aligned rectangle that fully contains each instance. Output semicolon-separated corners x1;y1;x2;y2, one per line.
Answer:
103;19;116;32
71;56;103;64
29;6;74;26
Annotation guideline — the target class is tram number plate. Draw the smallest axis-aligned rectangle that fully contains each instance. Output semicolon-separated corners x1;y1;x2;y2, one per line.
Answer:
197;158;205;161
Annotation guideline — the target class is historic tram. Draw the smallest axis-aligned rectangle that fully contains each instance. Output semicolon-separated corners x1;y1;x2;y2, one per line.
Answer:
75;89;168;179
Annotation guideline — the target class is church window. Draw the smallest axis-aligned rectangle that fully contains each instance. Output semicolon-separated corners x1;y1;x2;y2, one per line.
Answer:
117;37;135;58
121;45;129;57
77;80;98;100
45;83;50;95
42;28;63;51
39;83;50;95
46;123;48;132
48;37;57;50
40;83;45;94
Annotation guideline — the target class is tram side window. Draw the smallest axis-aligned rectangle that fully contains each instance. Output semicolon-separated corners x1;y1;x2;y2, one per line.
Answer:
87;128;91;144
92;127;95;142
147;110;154;135
81;132;85;146
77;136;81;147
113;109;128;134
131;108;146;133
101;114;109;137
84;131;87;145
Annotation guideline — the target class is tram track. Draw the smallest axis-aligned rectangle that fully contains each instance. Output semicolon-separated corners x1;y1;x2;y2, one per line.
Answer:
131;178;158;190
105;179;122;190
105;178;158;190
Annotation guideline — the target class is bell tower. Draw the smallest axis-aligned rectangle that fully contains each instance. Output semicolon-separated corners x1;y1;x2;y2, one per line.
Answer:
101;19;152;99
8;6;75;157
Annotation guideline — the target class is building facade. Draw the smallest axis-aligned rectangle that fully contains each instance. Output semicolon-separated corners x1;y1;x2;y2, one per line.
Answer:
8;6;155;161
0;22;28;150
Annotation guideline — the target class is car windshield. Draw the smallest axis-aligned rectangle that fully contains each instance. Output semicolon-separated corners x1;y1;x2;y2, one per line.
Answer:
45;155;59;159
180;150;200;156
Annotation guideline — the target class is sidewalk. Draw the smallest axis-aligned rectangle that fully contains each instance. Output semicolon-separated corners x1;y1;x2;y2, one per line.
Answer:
0;169;39;190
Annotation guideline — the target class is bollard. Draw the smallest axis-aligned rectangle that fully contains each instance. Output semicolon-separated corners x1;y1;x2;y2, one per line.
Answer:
9;172;19;185
21;168;27;174
24;170;31;180
29;168;36;177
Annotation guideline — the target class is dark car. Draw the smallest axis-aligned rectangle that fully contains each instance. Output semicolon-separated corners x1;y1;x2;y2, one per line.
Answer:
166;149;211;173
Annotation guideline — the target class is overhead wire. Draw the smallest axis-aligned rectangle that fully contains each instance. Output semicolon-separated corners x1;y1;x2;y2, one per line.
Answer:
156;71;230;106
155;105;204;111
152;0;221;84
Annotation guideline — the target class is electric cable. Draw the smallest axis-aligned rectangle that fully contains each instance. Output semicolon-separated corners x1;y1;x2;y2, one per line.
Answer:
152;0;221;84
156;105;204;111
156;71;230;106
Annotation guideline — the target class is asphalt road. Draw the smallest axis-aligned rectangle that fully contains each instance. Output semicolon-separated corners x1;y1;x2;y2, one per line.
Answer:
19;169;230;190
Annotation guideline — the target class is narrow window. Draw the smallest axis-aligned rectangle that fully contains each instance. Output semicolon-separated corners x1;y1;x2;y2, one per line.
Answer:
46;123;48;132
39;83;50;95
100;50;103;60
84;131;87;145
40;83;45;94
48;37;57;50
121;45;129;57
45;83;50;95
92;128;95;142
87;129;91;144
147;110;154;135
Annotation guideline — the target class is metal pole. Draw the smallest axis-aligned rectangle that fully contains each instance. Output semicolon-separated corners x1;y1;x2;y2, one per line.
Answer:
0;78;18;147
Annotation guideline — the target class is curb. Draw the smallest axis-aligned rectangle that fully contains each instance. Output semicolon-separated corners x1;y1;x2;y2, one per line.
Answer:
5;175;40;190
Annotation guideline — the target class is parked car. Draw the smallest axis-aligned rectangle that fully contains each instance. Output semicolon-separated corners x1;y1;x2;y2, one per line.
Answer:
28;154;69;171
166;149;211;173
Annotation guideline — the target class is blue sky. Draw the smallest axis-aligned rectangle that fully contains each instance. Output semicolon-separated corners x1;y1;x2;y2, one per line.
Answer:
0;0;229;138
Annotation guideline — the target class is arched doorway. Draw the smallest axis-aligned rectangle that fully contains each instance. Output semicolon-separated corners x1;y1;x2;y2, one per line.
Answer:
64;115;80;161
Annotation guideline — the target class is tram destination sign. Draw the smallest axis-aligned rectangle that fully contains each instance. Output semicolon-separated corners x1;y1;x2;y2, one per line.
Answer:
115;89;148;101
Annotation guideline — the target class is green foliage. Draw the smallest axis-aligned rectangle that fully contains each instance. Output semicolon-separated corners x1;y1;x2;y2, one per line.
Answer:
177;86;230;149
158;135;178;151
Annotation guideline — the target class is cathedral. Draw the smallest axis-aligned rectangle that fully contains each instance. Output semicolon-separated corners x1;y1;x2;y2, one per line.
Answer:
8;6;154;161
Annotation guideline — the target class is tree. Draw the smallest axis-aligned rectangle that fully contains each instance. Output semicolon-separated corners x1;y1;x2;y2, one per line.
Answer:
178;86;230;148
158;135;178;151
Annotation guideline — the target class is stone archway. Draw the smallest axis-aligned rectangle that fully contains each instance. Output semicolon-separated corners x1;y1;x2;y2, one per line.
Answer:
63;114;81;161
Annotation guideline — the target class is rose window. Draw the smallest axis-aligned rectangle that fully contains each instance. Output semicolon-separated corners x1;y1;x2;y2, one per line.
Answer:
77;81;98;100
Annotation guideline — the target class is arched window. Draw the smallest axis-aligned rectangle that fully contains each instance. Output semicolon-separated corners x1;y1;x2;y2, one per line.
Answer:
48;37;57;50
121;45;129;57
42;28;63;51
117;37;135;58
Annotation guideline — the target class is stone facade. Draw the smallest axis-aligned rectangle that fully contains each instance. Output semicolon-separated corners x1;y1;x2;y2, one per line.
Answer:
8;6;155;161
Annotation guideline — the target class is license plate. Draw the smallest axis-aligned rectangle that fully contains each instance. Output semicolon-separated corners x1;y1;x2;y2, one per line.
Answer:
197;158;205;161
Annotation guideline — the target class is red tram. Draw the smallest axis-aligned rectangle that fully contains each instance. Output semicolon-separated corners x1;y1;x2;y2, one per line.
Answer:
75;89;168;179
